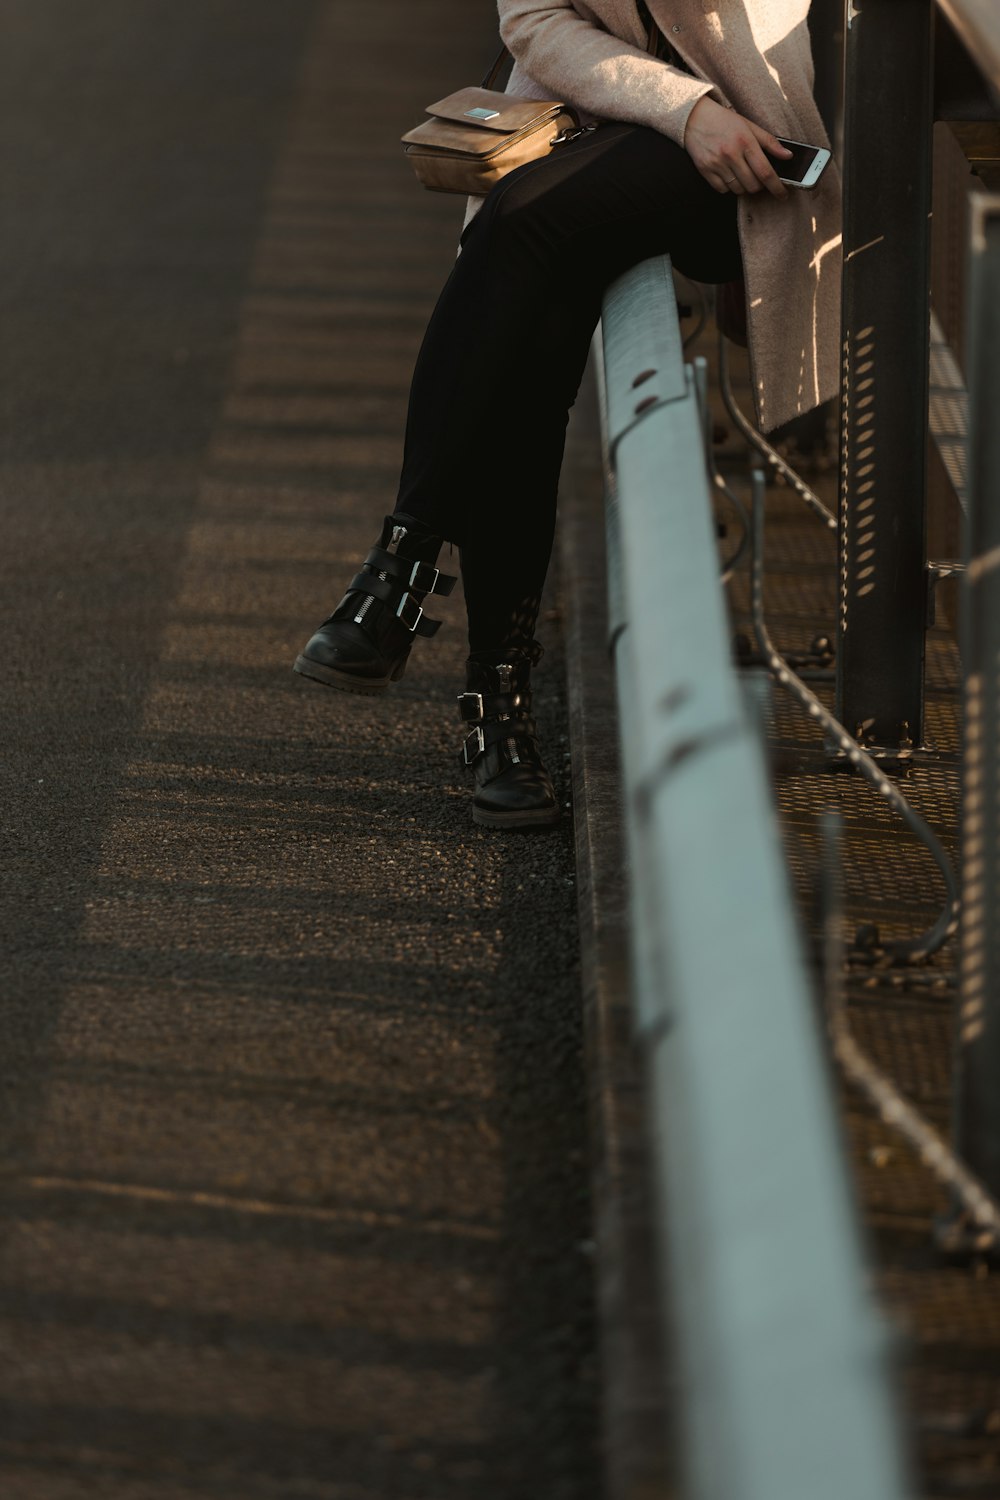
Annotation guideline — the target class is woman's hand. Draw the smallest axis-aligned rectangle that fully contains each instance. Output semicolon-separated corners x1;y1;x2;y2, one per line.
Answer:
684;96;792;198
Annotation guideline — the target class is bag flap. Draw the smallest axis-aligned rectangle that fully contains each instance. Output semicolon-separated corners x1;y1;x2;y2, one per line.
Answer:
401;117;520;158
423;88;566;134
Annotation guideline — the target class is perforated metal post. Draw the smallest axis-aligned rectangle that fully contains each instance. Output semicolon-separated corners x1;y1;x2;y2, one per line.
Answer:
837;0;934;752
956;196;1000;1201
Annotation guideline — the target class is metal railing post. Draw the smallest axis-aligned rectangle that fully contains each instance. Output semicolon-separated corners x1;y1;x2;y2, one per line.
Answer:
837;0;935;752
956;195;1000;1198
808;0;845;157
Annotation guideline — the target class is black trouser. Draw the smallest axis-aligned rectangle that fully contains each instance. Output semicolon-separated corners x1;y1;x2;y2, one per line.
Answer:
394;122;742;653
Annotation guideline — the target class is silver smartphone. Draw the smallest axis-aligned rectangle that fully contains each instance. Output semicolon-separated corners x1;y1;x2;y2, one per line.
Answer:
768;137;831;189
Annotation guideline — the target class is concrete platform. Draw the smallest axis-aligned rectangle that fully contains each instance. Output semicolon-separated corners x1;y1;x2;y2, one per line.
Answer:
6;5;997;1498
0;5;599;1496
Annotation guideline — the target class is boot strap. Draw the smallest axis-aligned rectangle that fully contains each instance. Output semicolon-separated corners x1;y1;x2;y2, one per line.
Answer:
461;714;538;767
457;689;531;723
345;572;445;636
363;547;457;597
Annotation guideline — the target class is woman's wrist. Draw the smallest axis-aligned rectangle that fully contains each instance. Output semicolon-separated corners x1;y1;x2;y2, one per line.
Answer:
683;94;723;145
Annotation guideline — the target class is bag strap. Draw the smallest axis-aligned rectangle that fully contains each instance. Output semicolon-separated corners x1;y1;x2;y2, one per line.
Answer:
481;9;658;92
481;45;511;91
635;0;662;56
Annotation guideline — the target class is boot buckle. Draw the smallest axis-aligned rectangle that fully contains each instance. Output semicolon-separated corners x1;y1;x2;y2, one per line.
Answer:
457;691;485;723
396;592;424;632
408;560;440;593
462;726;486;765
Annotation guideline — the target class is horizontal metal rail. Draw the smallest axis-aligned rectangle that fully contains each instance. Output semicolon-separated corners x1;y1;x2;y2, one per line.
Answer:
598;255;909;1500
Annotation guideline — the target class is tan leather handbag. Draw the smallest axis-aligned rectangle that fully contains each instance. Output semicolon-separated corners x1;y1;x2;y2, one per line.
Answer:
401;49;587;196
402;20;665;197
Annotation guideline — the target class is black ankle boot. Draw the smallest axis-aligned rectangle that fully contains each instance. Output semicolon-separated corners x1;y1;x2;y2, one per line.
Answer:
458;646;560;829
294;514;456;695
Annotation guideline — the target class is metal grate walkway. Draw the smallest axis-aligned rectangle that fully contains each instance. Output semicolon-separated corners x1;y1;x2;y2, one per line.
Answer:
715;334;1000;1499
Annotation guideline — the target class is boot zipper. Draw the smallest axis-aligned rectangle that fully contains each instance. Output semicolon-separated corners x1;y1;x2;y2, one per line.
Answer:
355;525;407;625
498;663;521;764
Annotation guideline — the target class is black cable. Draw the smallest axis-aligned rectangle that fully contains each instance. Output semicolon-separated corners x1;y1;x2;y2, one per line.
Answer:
749;468;959;965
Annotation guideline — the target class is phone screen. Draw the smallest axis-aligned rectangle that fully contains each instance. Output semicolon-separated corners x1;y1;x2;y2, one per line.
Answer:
766;139;822;184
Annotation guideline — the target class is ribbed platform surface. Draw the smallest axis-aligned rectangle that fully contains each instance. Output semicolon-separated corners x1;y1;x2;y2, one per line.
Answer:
0;5;599;1497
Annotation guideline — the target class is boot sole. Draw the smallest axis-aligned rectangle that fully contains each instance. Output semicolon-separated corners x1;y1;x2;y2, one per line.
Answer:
472;803;562;830
293;654;406;696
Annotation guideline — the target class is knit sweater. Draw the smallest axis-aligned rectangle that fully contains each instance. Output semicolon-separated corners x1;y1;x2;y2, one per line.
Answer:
488;0;842;432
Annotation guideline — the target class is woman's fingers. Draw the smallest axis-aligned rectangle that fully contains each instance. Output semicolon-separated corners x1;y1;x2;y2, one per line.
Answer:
715;163;745;193
712;150;782;197
750;123;794;161
742;142;787;198
708;168;741;195
746;123;791;198
731;155;764;194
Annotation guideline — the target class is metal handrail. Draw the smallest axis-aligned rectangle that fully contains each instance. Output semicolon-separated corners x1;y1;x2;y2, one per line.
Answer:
936;0;1000;91
599;255;909;1500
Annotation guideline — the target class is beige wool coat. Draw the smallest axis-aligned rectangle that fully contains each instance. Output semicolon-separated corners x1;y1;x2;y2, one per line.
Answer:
488;0;842;431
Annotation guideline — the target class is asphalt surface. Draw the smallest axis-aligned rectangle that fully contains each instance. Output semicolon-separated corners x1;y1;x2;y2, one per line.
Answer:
0;4;599;1497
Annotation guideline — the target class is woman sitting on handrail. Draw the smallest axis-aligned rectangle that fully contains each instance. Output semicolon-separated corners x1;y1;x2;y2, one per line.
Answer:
294;0;841;828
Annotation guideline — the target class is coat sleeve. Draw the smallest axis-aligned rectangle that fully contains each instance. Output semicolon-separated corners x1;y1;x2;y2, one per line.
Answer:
498;0;715;145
